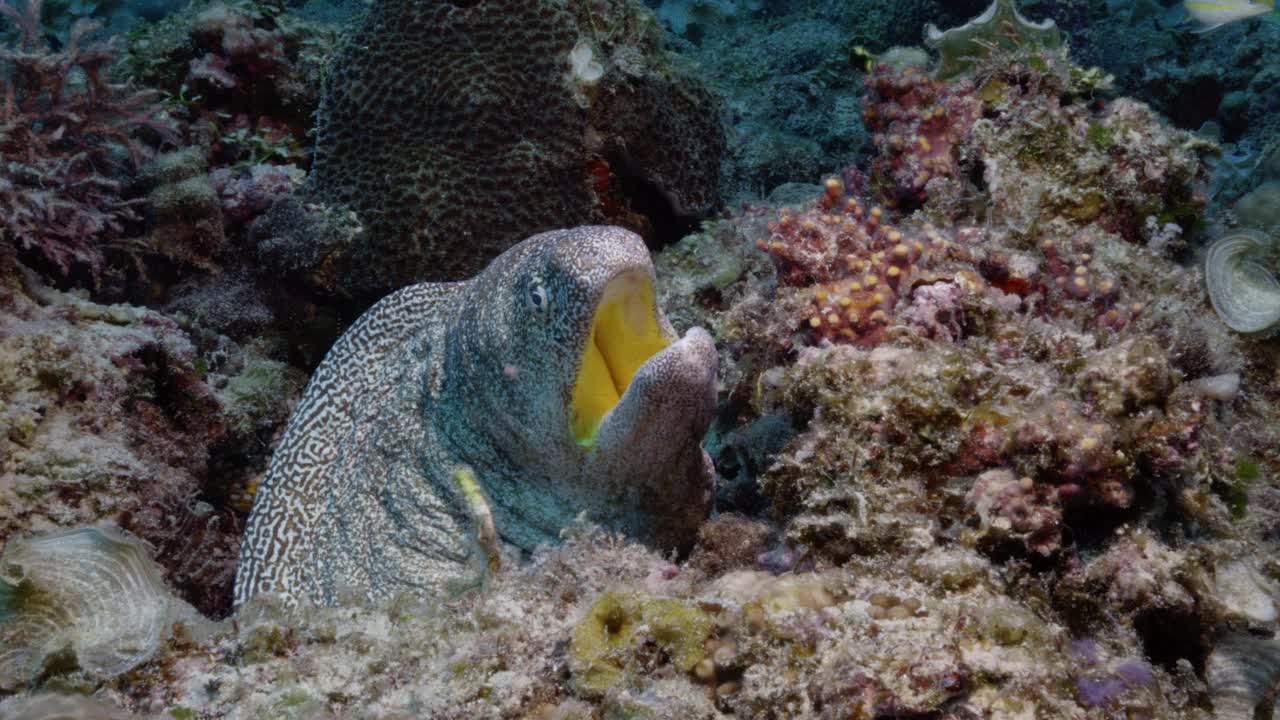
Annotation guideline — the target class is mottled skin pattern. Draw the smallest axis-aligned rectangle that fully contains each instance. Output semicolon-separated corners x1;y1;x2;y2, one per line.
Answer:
235;227;718;606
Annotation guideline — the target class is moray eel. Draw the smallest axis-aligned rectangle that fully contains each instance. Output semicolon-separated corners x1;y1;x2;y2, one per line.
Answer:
234;227;718;606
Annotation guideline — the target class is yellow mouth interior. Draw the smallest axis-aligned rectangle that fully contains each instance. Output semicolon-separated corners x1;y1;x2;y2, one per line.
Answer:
570;272;671;446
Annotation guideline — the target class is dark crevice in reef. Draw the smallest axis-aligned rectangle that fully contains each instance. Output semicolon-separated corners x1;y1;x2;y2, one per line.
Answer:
609;152;707;252
1133;606;1210;673
1060;499;1145;554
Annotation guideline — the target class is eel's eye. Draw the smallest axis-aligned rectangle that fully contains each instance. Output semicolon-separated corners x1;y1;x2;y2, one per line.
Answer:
528;281;549;315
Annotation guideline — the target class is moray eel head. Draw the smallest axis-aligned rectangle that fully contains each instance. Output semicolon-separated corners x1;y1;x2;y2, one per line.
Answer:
447;226;717;554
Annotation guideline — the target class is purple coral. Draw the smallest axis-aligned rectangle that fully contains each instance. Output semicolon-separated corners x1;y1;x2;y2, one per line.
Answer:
1114;658;1154;687
901;280;966;342
1075;676;1126;708
211;163;302;229
0;0;178;280
1072;654;1154;708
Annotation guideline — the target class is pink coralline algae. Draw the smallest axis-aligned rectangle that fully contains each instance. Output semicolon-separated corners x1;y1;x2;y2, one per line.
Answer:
0;0;178;280
210;163;303;230
754;175;984;349
967;469;1063;556
749;178;1144;354
859;55;1205;239
863;64;981;212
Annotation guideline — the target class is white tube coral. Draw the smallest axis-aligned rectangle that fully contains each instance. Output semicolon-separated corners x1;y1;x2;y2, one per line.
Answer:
1204;229;1280;337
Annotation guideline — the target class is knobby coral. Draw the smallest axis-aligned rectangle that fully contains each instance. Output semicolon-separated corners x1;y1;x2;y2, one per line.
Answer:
0;0;178;281
284;0;725;301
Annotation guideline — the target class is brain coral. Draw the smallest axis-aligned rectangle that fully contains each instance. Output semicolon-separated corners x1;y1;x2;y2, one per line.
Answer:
298;0;725;300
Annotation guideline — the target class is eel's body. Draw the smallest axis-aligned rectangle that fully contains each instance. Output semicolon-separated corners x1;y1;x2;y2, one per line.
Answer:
234;227;718;606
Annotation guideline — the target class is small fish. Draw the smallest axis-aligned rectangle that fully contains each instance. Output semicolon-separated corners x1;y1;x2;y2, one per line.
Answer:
1183;0;1276;33
848;45;875;73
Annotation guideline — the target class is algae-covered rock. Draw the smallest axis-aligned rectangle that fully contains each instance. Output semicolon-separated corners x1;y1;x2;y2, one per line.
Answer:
0;270;301;617
1234;181;1280;234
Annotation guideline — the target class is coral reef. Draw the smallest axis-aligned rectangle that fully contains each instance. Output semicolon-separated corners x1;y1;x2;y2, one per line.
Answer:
137;148;226;277
1233;180;1280;234
1039;0;1280;225
1231;145;1280;235
0;268;303;617
0;0;178;282
643;0;997;202
121;0;336;168
652;0;762;36
568;590;714;696
0;522;1235;719
643;5;1279;717
285;0;726;302
863;66;982;212
864;52;1204;235
0;0;1278;718
924;0;1061;80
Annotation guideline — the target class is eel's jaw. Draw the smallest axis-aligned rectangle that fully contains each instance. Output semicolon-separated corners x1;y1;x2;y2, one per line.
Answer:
591;326;717;445
585;327;718;550
569;269;674;447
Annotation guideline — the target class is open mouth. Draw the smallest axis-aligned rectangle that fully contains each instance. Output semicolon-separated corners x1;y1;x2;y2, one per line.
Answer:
570;270;672;446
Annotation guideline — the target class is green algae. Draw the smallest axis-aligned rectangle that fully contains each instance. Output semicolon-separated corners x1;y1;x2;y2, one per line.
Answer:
1230;455;1261;520
1086;122;1115;151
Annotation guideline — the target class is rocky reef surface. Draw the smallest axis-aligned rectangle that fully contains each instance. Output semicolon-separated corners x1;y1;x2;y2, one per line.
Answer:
1;0;1279;718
